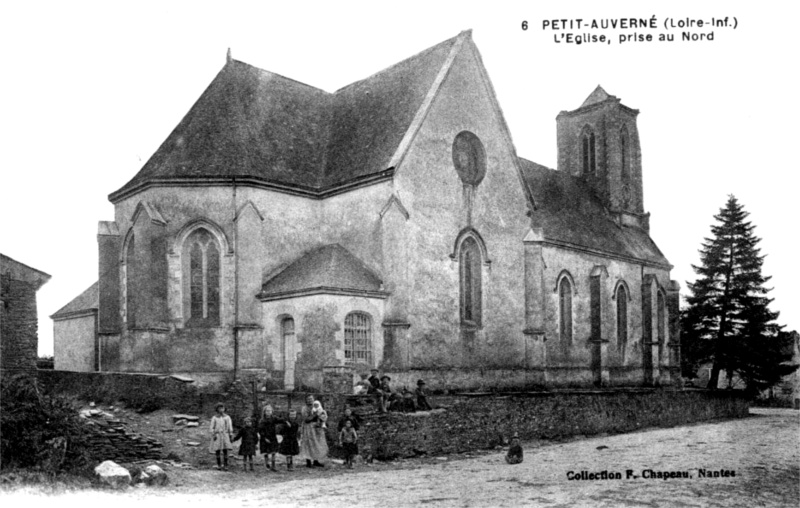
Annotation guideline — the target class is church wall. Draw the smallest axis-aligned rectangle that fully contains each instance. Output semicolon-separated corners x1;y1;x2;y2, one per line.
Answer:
118;327;234;374
233;186;321;283
112;182;393;377
537;242;672;387
235;204;264;326
391;41;530;372
53;314;96;372
317;183;393;275
261;294;385;390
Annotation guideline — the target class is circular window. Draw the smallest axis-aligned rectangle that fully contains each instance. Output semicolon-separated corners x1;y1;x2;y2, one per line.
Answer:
452;131;486;186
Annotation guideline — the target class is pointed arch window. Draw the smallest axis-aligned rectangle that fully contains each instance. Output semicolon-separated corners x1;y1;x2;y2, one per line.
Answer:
582;128;596;175
281;316;295;371
125;233;136;328
616;283;628;361
657;291;666;344
459;236;483;327
620;127;631;208
559;276;573;345
344;312;372;366
183;227;220;327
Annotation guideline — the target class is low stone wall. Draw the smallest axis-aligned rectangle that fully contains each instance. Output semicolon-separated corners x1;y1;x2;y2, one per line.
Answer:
39;370;204;414
332;389;750;460
40;370;750;462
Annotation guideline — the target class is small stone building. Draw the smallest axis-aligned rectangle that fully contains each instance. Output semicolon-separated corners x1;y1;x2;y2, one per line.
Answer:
0;254;51;378
53;31;680;390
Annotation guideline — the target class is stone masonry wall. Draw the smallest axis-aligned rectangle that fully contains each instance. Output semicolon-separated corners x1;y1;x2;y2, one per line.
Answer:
40;370;749;462
346;390;749;460
1;277;39;376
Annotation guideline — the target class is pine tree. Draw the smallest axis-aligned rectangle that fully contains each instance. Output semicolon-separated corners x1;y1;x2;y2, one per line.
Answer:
682;195;794;394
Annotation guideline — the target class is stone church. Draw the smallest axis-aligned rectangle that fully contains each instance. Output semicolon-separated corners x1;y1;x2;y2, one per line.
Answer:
53;31;680;390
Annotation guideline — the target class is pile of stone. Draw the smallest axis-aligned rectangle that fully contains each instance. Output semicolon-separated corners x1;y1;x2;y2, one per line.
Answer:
80;405;163;462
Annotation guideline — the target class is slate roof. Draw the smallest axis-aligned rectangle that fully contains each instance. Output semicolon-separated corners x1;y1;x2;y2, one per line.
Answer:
518;158;670;267
258;244;386;299
0;254;51;289
51;281;98;319
110;33;462;202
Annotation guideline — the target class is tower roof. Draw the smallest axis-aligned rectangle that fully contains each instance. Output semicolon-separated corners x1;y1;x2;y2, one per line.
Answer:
580;85;617;108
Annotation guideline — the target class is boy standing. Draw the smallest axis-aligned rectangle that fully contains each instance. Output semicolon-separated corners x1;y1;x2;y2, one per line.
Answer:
338;419;359;469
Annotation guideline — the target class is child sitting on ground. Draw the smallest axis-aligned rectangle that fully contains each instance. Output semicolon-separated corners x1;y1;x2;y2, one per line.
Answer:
505;432;523;464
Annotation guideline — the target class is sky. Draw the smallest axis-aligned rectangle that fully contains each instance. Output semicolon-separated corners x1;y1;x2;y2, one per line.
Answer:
0;1;796;356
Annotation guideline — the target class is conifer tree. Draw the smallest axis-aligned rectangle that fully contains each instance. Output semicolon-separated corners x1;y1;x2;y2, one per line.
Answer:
682;195;794;393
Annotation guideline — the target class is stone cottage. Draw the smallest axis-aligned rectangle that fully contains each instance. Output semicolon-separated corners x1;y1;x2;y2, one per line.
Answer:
1;254;50;379
52;30;680;390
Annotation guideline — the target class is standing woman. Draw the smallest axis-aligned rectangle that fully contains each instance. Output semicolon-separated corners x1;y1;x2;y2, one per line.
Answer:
209;403;234;470
258;404;280;472
299;394;329;468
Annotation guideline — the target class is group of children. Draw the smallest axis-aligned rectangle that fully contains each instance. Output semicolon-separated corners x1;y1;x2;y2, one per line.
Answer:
209;403;301;471
208;402;361;471
209;396;524;473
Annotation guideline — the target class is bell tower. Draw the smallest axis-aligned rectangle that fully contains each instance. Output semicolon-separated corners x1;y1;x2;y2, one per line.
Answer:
556;86;647;229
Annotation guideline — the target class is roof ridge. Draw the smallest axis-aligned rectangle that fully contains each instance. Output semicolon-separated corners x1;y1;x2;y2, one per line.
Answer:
332;31;465;95
229;59;332;95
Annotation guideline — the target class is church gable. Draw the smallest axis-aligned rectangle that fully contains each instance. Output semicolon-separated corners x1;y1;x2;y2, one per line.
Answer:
395;32;530;221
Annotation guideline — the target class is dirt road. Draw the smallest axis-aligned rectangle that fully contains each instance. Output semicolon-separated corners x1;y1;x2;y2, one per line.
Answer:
5;408;799;507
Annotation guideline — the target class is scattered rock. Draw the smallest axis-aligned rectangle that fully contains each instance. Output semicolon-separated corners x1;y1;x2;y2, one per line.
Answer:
89;402;96;408
143;464;168;486
94;460;131;489
134;471;150;484
172;414;200;422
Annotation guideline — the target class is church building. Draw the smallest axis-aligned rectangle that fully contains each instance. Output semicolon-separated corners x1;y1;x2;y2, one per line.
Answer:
52;31;680;390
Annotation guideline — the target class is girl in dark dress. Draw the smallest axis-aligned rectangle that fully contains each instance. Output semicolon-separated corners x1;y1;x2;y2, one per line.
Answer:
259;405;280;472
231;417;259;472
278;409;301;471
